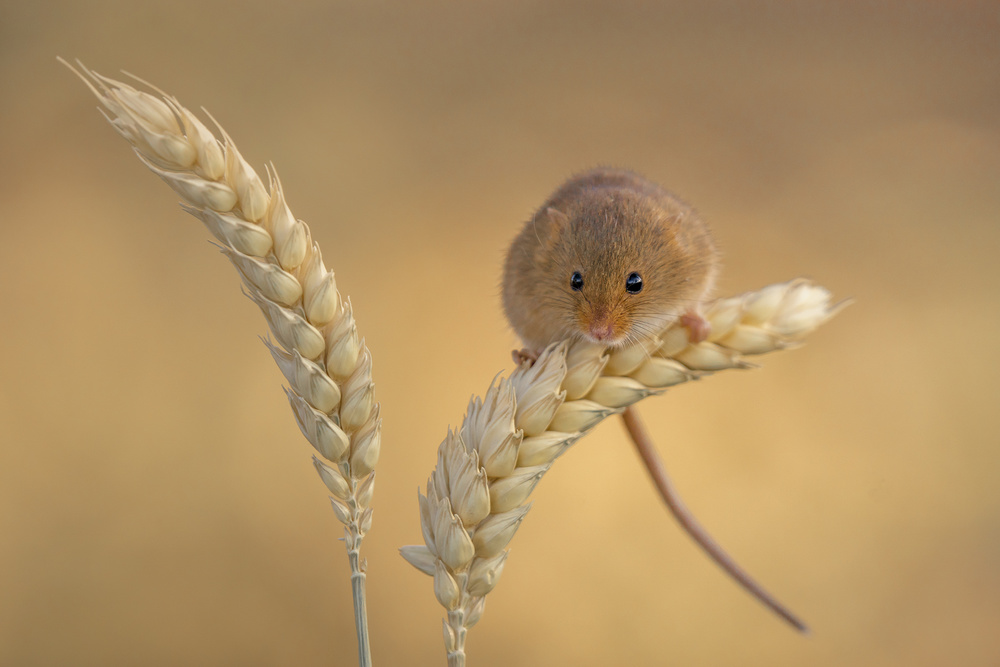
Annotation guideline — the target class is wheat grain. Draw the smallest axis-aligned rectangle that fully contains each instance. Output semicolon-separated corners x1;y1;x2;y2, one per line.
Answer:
401;279;847;666
63;60;379;667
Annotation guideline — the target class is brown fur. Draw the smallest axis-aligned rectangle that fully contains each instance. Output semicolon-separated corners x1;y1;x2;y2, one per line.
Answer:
502;167;719;350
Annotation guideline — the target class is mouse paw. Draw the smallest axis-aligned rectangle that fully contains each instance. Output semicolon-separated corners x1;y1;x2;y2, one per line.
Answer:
680;311;711;344
512;348;539;366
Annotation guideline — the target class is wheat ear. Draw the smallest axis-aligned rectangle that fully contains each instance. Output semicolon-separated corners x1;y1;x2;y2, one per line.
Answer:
63;60;379;667
400;279;847;666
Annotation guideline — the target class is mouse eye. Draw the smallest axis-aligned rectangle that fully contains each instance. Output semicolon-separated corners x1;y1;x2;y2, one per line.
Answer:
570;271;584;291
625;272;643;294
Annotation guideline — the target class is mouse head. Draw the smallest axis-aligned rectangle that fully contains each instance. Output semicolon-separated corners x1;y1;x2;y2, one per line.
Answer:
537;193;703;347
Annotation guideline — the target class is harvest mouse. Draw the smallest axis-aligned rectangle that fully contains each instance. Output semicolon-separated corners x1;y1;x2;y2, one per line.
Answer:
500;168;809;633
502;167;719;354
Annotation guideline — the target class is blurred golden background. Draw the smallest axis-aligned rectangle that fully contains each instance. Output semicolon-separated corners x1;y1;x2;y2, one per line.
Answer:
2;1;998;665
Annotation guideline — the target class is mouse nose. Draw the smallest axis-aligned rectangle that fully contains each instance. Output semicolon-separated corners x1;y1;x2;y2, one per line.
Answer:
589;322;615;341
587;310;617;342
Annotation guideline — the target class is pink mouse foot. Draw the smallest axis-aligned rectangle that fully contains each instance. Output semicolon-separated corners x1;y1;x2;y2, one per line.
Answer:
680;311;712;344
512;348;539;366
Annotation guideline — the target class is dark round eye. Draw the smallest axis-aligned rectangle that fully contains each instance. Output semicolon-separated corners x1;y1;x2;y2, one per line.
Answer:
625;272;643;294
570;271;584;291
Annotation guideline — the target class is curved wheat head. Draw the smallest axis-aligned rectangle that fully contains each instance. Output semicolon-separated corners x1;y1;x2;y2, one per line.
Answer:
401;279;847;666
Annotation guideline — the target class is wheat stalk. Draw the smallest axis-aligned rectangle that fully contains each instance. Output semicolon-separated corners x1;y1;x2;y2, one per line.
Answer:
62;60;380;667
400;279;847;666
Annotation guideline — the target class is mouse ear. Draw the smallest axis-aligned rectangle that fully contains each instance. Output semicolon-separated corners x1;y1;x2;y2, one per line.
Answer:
544;206;570;229
529;206;570;250
544;206;571;236
536;206;570;250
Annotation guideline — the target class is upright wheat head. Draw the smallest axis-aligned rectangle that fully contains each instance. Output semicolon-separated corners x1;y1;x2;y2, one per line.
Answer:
64;59;379;666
